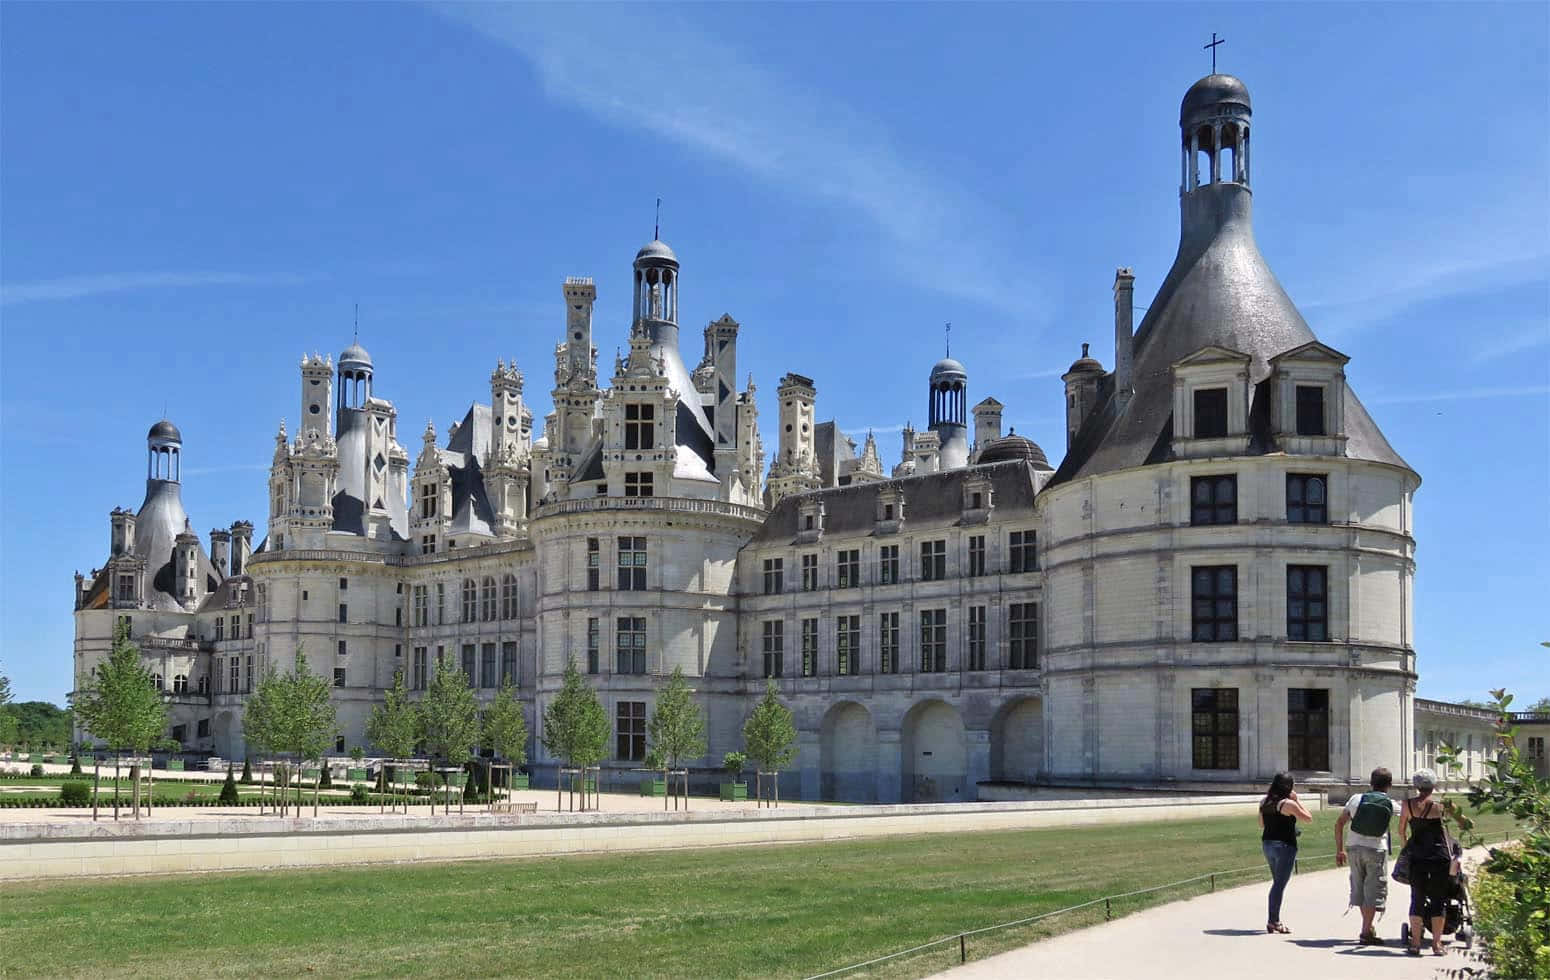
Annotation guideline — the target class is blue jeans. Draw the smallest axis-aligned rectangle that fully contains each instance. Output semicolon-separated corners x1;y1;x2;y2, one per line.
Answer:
1263;841;1297;924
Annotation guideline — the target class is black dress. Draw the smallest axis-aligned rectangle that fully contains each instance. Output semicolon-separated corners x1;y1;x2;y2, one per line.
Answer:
1405;798;1452;920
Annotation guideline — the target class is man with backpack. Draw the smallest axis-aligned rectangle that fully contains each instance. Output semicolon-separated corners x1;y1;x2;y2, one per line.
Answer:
1335;767;1396;945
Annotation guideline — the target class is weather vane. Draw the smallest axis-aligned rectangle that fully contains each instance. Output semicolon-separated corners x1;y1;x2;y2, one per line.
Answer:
654;197;661;240
945;322;951;358
1204;32;1225;74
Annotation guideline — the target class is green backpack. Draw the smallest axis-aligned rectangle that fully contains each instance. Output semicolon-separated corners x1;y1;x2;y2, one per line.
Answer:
1351;791;1394;837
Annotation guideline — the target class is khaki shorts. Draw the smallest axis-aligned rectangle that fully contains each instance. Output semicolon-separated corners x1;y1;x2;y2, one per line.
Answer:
1348;846;1388;910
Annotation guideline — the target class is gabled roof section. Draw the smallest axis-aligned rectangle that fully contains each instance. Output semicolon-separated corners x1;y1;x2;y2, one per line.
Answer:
1269;340;1350;367
973;396;1004;409
1172;344;1251;369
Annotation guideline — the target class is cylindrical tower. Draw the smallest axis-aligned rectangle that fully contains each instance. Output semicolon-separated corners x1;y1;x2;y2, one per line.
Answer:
337;342;373;412
147;419;182;482
632;239;680;343
1181;73;1251;194
928;357;969;470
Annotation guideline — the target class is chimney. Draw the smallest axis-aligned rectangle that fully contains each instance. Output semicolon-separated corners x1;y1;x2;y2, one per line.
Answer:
230;521;254;576
209;529;231;578
1113;268;1135;405
972;400;1003;456
110;507;137;557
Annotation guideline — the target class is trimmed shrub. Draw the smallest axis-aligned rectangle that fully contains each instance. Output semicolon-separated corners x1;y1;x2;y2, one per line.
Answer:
218;766;240;805
415;771;437;790
29;764;43;778
59;781;91;806
239;758;253;784
69;757;83;776
319;766;333;789
350;784;370;805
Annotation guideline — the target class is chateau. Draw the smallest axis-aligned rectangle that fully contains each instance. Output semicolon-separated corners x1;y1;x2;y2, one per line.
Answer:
73;73;1424;801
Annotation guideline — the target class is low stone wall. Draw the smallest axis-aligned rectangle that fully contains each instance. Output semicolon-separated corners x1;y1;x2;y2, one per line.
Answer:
0;794;1288;881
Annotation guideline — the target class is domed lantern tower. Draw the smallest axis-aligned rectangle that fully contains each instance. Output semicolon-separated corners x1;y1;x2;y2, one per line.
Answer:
928;357;969;470
1181;73;1250;194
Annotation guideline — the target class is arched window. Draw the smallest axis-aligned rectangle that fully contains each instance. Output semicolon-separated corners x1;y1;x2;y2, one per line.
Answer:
481;576;497;622
501;574;518;620
462;578;477;623
173;674;189;695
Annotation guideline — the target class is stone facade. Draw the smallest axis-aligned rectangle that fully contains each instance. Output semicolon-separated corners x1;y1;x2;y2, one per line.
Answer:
74;72;1441;801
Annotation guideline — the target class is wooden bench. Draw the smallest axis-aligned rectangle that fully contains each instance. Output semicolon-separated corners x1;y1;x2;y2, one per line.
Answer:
492;800;538;815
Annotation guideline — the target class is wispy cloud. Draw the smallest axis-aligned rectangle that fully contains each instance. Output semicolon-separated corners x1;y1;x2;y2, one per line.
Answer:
1467;323;1550;364
182;463;274;477
0;271;307;306
436;4;1043;319
1368;384;1550;406
1307;254;1549;339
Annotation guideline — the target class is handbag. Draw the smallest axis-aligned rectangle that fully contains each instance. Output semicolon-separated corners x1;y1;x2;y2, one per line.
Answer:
1391;843;1412;884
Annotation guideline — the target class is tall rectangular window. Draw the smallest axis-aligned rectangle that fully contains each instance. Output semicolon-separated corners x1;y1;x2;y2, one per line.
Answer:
800;553;818;591
1295;385;1326;436
800;618;818;677
918;609;947;672
229;658;241;692
1194;387;1229;438
1191;475;1237;526
762;620;784;678
1287;689;1330;771
836;615;860;675
1191;688;1239;770
481;577;497;622
586;537;601;590
461;644;476;681
1287;565;1328;641
616;701;646;761
337;640;347;657
967;605;986;670
967;535;986;577
420;482;438;518
215;618;225;641
616;617;646;674
245;655;253;693
413;585;428;627
412;647;428;690
1008;602;1039;669
920;540;946;581
762;558;784;595
1191;566;1238;642
617;537;647;591
878;545;899;585
480;642;497;689
1286;474;1327;524
624;403;655;450
836;550;860;589
339;577;348;591
421;534;436;555
501;575;518;619
624;472;654;498
435;582;445;624
333;667;346;688
586;618;600;675
462;579;477;623
231;615;240;640
499;642;516;687
878;612;900;674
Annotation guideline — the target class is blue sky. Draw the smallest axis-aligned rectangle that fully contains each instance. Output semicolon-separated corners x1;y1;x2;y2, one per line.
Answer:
2;3;1545;704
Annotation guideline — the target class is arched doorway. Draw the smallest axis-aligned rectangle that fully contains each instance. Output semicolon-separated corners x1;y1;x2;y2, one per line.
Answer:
902;700;967;802
819;702;877;802
990;697;1044;784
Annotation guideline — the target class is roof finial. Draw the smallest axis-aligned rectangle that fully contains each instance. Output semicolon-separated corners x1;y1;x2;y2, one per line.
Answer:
654;197;661;241
945;322;951;358
1204;32;1225;74
353;302;359;343
1082;342;1089;357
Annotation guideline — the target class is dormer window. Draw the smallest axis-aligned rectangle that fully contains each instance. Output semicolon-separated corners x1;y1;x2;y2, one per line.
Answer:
624;472;653;498
875;485;905;535
1172;346;1251;458
420;482;438;518
624;403;655;450
962;476;993;523
884;504;895;521
1269;341;1348;455
797;499;825;543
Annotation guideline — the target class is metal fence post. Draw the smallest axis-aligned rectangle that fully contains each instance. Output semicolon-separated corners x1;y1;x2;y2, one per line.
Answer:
1105;898;1112;921
960;934;966;963
1210;873;1215;893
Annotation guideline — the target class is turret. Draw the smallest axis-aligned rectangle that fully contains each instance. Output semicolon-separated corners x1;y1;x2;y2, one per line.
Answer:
300;353;333;437
486;362;531;539
1061;343;1104;450
147;418;182;483
928;358;969;470
972;398;1004;459
110;507;137;557
561;277;597;387
174;520;201;604
765;373;820;507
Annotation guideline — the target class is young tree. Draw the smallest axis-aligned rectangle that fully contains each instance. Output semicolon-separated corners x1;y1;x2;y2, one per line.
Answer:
417;656;481;814
242;647;338;813
743;680;798;806
541;659;609;809
648;666;706;809
69;624;168;819
0;663;16;749
367;671;420;811
483;678;529;799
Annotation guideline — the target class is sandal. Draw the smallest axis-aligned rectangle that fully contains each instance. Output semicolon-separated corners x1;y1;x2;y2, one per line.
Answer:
1405;946;1422;957
1267;923;1291;934
1432;946;1447;957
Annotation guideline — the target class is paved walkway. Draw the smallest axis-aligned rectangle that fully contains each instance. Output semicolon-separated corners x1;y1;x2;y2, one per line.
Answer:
939;853;1476;980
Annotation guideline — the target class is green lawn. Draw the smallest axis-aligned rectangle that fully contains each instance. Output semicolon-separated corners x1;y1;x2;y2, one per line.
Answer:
0;809;1521;979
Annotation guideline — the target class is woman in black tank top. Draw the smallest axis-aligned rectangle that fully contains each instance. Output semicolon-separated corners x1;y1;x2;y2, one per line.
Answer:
1258;772;1313;933
1399;769;1454;956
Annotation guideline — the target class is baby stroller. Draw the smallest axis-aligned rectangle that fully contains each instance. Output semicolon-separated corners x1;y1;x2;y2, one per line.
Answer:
1399;844;1475;949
